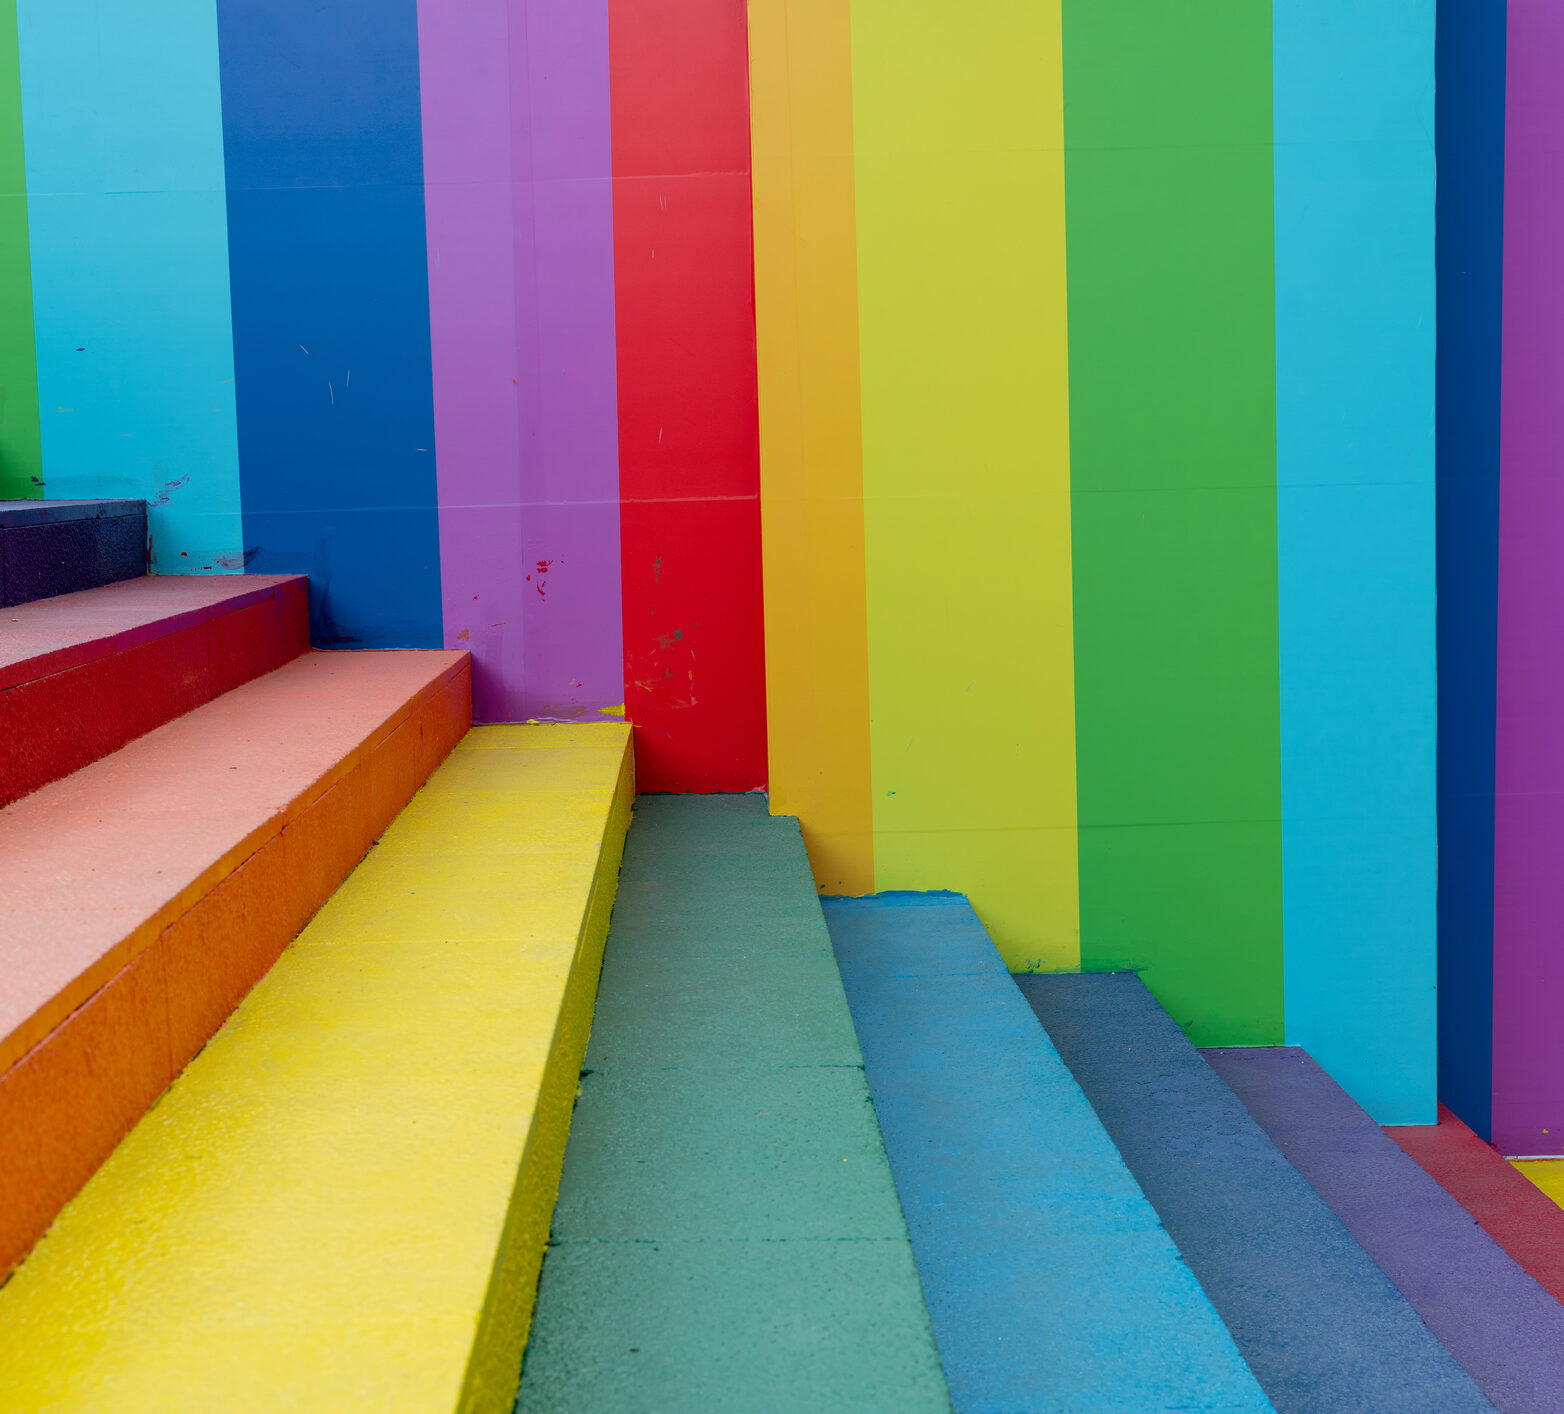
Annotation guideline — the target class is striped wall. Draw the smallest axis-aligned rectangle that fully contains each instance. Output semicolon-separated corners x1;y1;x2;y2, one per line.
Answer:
608;0;767;793
0;0;766;789
17;0;241;566
0;3;1462;1124
751;0;1436;1122
1440;2;1564;1158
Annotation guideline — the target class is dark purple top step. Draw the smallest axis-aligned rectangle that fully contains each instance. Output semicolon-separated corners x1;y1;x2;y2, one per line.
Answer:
0;499;145;527
0;500;147;608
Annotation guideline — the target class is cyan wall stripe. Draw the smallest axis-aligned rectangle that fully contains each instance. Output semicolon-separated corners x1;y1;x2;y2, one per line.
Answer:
16;0;241;568
216;0;441;646
1273;0;1437;1125
1434;0;1505;1140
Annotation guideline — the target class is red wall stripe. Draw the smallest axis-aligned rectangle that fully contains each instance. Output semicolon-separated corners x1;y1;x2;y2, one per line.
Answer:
608;0;768;792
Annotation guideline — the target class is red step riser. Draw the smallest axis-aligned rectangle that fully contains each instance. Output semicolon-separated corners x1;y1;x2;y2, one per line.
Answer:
0;579;308;809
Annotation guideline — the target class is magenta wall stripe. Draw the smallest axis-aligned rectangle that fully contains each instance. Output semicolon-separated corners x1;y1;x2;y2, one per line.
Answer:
1492;2;1564;1156
419;0;623;723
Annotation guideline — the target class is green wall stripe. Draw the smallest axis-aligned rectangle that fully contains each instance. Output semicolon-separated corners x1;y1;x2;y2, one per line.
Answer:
1064;1;1283;1045
0;0;39;499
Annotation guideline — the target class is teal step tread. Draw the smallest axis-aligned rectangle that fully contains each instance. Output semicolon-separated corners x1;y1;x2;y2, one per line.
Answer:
516;796;951;1413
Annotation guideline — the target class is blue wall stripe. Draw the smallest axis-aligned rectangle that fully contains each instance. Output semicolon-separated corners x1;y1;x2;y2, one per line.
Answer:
1274;0;1438;1124
215;0;441;647
1433;0;1506;1140
16;0;243;572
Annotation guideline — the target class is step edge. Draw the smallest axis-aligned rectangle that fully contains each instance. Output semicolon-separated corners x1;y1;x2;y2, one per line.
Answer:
0;650;472;1074
0;575;306;694
0;667;475;1276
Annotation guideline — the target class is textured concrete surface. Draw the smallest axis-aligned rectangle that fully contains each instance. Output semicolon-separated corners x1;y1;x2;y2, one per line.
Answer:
1389;1106;1564;1307
0;649;471;1275
0;499;145;606
518;796;950;1414
1019;973;1494;1413
829;894;1270;1414
0;724;629;1412
0;574;308;807
1209;1046;1564;1414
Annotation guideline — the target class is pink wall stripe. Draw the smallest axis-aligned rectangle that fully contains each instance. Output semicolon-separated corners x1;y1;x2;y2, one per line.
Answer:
1492;2;1564;1156
418;0;623;724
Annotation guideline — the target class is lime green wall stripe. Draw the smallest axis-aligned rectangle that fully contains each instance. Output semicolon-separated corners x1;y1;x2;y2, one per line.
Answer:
0;0;39;499
1064;2;1283;1044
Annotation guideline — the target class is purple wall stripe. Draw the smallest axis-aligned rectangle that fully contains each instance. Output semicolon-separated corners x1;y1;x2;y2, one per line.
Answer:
1492;2;1564;1156
418;0;623;724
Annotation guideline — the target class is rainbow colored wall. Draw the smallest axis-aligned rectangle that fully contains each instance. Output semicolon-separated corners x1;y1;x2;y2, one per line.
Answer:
752;0;1436;1124
0;0;766;792
0;1;1444;1125
1438;1;1564;1157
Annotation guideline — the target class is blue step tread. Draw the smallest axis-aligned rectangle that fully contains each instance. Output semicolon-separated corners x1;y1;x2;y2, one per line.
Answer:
1206;1045;1564;1414
824;893;1270;1414
1016;972;1494;1414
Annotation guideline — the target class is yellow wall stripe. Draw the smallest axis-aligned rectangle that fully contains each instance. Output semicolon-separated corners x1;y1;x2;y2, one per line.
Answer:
749;0;876;895
850;0;1080;967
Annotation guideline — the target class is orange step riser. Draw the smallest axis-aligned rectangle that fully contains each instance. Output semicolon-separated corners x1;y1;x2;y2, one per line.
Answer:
0;580;309;809
0;663;472;1277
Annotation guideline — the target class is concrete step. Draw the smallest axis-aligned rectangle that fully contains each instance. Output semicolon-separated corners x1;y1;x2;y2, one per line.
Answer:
828;894;1269;1414
0;723;630;1412
0;499;146;606
0;572;309;807
1205;1048;1564;1413
1387;1106;1564;1309
0;647;470;1274
519;798;952;1414
1018;973;1494;1413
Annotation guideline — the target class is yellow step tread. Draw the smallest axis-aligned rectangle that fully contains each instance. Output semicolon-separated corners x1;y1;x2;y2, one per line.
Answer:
0;723;633;1413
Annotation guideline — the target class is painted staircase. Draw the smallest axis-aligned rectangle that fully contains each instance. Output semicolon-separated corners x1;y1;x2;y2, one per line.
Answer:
0;554;637;1409
8;569;1564;1414
824;888;1564;1413
519;796;951;1412
825;894;1268;1412
0;571;468;1274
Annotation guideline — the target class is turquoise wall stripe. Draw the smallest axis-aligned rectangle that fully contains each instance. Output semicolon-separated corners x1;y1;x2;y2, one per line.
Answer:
16;0;242;571
1274;0;1437;1124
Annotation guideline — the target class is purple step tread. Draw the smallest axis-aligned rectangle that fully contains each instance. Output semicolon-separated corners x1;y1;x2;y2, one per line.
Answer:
1205;1046;1564;1414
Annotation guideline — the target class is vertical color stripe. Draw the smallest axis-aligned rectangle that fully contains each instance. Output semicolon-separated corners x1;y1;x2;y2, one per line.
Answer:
609;0;767;791
17;0;240;568
217;0;441;646
1492;2;1564;1158
851;1;1079;967
1273;1;1437;1124
0;0;39;500
1434;0;1505;1143
748;0;874;894
419;1;623;724
1065;2;1282;1043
